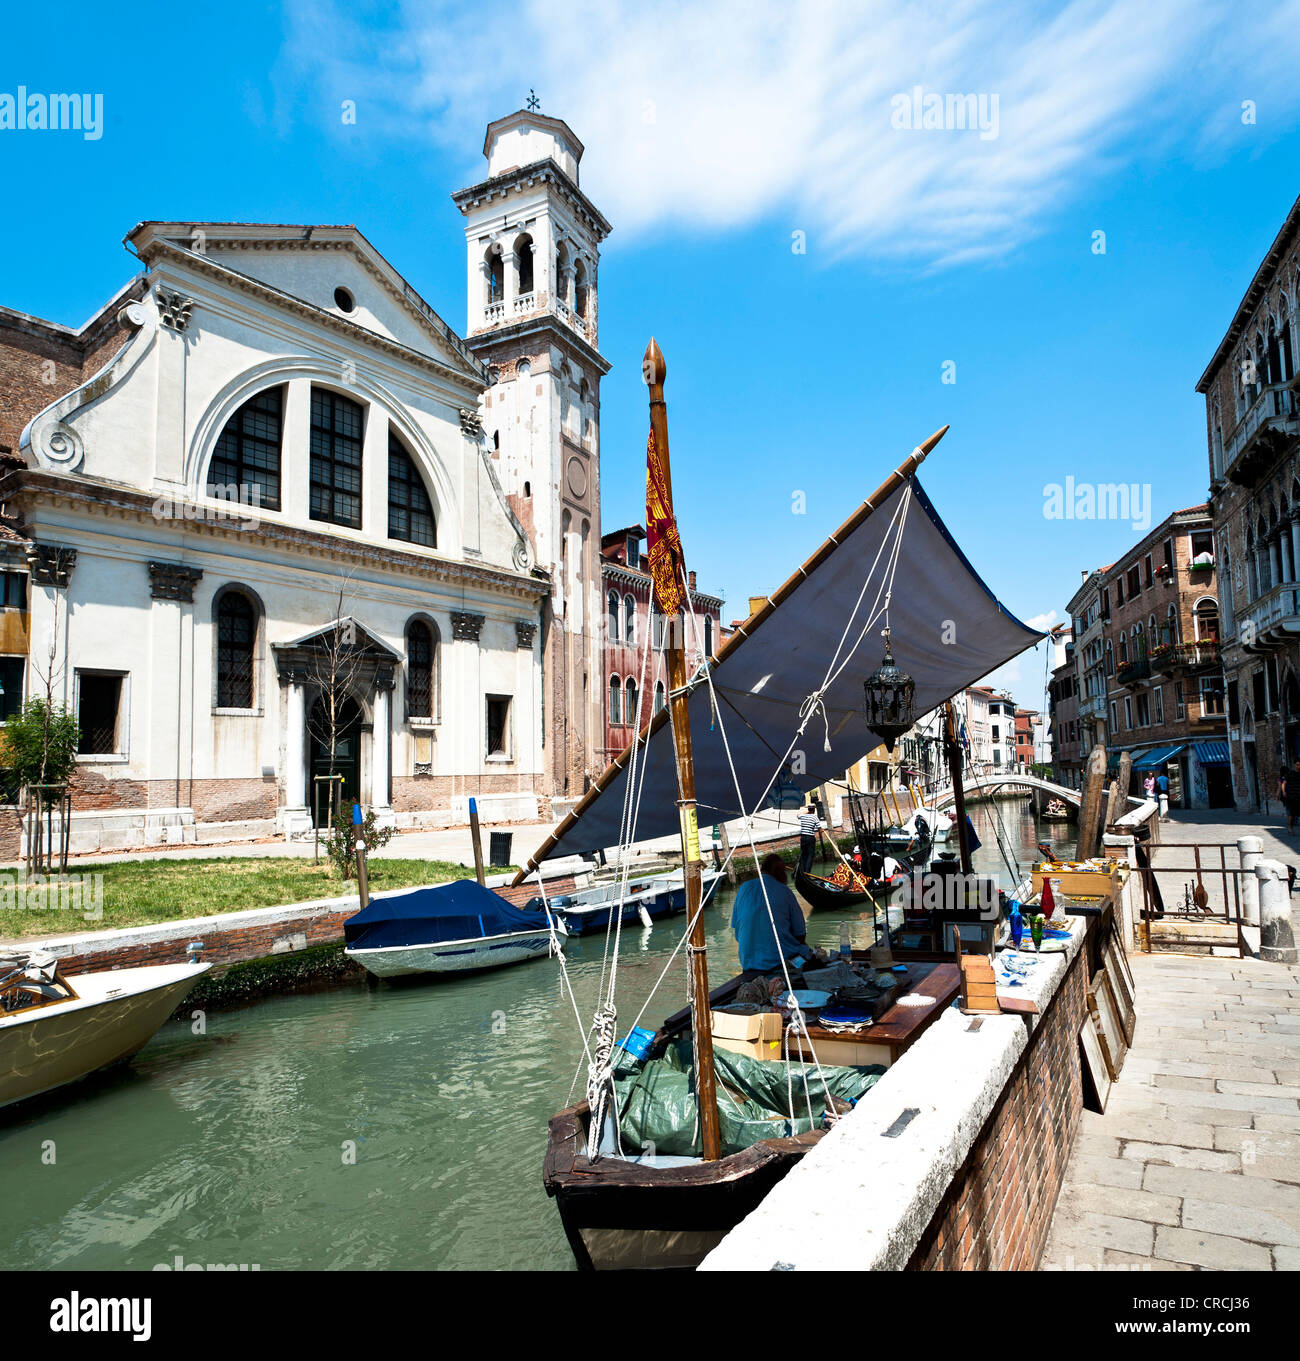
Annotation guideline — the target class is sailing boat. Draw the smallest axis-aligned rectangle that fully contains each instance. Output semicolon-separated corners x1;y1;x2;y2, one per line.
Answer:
533;340;1042;1271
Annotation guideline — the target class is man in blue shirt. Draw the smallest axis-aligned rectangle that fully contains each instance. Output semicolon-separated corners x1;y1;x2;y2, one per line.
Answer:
731;854;808;974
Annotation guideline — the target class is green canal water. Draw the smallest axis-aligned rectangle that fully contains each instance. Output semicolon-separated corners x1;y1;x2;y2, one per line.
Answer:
0;801;1075;1271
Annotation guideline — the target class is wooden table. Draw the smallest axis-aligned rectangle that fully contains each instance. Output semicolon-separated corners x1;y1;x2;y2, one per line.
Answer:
787;961;960;1068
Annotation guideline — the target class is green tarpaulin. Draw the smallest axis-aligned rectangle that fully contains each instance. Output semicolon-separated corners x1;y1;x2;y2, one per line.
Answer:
613;1038;885;1158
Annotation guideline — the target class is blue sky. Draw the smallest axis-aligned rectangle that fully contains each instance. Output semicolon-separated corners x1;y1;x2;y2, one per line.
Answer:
5;0;1300;710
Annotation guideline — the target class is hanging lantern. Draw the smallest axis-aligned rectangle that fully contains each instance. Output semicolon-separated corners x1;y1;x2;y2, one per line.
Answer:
863;627;915;752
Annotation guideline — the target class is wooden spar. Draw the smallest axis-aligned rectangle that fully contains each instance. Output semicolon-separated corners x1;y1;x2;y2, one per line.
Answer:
509;423;951;888
645;337;722;1163
944;702;974;874
468;796;486;886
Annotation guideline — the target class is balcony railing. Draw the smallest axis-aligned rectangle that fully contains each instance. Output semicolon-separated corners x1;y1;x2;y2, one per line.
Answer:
1115;656;1151;685
484;300;505;324
1240;582;1300;650
1078;693;1107;720
1150;640;1220;673
1225;382;1300;483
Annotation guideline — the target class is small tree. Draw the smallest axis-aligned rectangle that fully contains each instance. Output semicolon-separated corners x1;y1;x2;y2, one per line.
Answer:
324;802;394;880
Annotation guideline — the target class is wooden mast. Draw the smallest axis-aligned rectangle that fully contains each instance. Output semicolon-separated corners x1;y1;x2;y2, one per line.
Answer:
645;337;721;1164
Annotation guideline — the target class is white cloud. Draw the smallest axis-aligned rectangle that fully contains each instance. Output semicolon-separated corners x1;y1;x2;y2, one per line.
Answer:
283;0;1300;265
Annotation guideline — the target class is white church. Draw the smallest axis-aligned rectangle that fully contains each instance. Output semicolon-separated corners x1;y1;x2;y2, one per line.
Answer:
1;109;610;851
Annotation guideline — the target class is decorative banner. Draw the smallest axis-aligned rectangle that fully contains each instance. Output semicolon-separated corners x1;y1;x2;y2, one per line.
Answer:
645;426;686;616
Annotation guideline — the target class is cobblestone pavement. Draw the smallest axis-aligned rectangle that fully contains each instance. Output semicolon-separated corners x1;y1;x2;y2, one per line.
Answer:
1041;950;1300;1270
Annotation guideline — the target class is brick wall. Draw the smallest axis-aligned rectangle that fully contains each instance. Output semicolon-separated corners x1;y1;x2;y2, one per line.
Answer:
391;771;546;814
906;939;1087;1270
66;771;279;820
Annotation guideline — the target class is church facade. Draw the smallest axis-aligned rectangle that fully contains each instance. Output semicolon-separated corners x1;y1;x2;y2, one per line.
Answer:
0;109;609;851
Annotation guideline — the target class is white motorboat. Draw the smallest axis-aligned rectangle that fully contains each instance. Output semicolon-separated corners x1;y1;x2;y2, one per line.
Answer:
0;951;210;1110
535;867;725;935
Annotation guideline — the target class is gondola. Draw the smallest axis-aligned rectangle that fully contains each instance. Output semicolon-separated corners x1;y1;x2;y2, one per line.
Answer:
518;338;1043;1271
794;861;905;912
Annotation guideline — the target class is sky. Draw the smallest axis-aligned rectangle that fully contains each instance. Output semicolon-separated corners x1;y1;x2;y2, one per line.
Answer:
4;0;1300;712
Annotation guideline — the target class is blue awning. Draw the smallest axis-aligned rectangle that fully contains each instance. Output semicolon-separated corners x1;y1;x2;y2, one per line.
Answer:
1131;743;1186;770
1193;740;1230;766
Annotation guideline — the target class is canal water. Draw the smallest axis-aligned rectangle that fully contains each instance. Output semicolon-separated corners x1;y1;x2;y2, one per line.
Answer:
0;800;1075;1271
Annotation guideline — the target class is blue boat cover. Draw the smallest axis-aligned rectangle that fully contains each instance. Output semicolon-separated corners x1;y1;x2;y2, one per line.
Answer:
343;880;550;951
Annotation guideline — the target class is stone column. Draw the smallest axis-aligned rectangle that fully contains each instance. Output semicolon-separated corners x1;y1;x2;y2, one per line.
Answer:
1256;857;1297;963
1282;529;1295;585
505;250;519;310
559;265;575;311
280;673;311;839
1238;835;1262;926
372;677;394;828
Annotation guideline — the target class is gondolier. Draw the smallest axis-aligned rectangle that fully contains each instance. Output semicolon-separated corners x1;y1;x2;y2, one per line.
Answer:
797;803;821;872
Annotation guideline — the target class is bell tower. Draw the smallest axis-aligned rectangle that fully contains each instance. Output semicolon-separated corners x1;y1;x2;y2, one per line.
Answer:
452;108;612;802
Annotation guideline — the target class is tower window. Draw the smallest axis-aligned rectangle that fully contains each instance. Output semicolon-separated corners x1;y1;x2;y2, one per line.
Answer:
515;234;534;295
388;437;437;547
209;386;282;512
309;389;364;529
487;250;504;305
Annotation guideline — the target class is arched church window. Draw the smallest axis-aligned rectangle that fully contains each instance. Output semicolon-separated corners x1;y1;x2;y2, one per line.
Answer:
609;675;622;725
215;589;257;709
310;388;364;529
407;619;437;720
209;386;282;512
388;436;437;547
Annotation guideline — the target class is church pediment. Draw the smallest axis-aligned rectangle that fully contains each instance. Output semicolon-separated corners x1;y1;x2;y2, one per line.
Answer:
127;222;485;384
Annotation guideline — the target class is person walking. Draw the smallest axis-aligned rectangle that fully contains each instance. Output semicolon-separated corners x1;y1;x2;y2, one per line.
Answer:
1280;759;1300;834
797;803;820;873
1143;773;1156;801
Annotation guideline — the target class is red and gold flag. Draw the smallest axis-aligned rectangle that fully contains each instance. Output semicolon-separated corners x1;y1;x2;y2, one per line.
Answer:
645;425;686;616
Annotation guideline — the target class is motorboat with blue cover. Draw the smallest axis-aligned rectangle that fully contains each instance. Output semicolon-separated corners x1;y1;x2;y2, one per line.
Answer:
343;879;561;978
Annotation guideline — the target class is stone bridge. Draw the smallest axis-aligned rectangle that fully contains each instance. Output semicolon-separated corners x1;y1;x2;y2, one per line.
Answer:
925;772;1140;812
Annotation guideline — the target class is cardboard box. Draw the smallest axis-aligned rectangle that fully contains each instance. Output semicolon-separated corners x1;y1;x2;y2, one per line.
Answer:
710;1008;782;1043
712;1034;784;1062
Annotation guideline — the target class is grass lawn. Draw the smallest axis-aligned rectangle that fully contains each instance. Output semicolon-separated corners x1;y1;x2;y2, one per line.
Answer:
0;856;515;940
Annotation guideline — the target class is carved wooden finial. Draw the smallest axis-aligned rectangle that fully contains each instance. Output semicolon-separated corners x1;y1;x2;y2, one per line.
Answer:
642;337;666;389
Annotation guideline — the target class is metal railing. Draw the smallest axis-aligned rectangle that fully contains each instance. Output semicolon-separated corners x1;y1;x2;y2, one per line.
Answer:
1133;841;1247;958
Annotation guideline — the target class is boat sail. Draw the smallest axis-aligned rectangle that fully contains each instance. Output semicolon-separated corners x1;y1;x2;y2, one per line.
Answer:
530;340;1043;1271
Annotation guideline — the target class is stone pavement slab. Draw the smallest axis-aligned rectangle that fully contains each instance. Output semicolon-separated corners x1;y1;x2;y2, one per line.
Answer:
1041;947;1300;1273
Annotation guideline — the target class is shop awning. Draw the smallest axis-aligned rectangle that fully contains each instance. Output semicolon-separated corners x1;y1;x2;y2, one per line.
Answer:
1193;740;1230;766
1131;744;1186;770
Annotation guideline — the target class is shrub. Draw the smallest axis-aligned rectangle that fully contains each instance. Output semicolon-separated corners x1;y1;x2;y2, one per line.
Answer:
0;698;80;804
325;802;395;879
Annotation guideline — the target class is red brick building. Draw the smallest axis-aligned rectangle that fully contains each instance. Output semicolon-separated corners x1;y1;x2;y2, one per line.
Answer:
1100;505;1230;806
600;525;722;762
